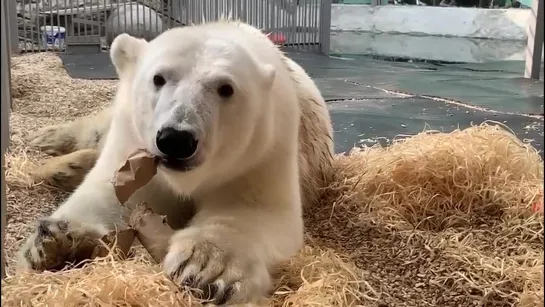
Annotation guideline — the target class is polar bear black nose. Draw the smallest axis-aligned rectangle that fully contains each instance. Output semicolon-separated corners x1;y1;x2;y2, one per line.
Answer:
156;128;199;159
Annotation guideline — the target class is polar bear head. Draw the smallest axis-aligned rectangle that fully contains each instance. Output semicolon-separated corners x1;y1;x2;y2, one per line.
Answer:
110;25;279;193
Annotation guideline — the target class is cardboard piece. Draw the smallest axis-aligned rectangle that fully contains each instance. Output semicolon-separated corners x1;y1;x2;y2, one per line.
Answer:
129;203;175;263
112;151;175;263
94;229;137;259
112;150;158;205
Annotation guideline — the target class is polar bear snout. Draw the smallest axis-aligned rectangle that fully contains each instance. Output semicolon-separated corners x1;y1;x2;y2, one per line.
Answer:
156;127;199;160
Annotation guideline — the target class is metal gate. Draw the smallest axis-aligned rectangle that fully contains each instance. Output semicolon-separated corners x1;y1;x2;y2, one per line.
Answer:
12;0;331;54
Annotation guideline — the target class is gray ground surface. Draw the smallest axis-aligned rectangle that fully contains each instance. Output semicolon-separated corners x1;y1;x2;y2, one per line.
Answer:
58;49;544;155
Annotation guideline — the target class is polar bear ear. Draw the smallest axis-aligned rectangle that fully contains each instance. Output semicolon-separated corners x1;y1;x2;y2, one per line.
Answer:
110;34;148;77
260;64;276;89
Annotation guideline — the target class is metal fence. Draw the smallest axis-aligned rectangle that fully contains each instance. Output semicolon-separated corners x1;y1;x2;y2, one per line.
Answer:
12;0;332;54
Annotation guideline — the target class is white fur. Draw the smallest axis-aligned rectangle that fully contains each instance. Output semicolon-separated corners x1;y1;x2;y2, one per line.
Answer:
18;21;308;304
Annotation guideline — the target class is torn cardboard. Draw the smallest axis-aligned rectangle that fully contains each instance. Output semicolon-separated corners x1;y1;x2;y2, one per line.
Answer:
93;229;137;259
129;203;175;263
112;149;158;205
112;151;174;263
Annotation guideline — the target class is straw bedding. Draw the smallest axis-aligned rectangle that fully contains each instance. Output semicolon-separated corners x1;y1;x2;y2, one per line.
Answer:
2;53;544;307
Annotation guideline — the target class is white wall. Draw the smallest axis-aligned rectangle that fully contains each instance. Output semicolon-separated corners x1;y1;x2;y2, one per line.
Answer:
328;4;538;62
330;4;531;40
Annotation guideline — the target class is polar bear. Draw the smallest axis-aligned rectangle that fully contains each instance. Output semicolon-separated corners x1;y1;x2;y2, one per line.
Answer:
18;21;334;304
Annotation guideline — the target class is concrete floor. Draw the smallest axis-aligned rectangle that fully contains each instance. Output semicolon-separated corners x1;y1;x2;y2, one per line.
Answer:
58;49;544;155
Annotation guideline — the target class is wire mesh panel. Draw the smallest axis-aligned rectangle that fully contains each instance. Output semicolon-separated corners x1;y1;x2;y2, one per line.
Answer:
15;0;331;54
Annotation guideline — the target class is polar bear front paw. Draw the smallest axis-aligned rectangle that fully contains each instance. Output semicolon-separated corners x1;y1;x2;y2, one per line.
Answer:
27;124;76;156
17;218;103;272
32;149;99;192
163;232;271;305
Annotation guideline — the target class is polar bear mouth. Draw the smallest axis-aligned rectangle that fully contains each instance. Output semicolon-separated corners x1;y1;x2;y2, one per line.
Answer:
159;157;200;172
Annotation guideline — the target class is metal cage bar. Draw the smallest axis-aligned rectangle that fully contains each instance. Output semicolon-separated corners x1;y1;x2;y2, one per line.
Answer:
15;0;332;54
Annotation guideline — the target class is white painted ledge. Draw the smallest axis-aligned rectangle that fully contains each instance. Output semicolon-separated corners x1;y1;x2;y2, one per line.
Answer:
330;31;545;63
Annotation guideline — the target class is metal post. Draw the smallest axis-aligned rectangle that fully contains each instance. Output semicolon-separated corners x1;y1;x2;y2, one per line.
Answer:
319;0;331;55
1;0;13;279
524;0;544;80
4;0;19;54
0;148;6;280
4;0;17;108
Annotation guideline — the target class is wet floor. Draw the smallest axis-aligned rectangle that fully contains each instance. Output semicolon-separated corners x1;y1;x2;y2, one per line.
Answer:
59;49;544;155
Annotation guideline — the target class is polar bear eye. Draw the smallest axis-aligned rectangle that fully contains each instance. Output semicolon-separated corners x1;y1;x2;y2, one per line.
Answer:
153;75;166;88
217;84;234;98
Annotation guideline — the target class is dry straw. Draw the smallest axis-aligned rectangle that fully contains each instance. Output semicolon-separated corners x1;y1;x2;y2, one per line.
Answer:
2;245;367;307
310;121;544;306
2;53;543;307
327;122;543;231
